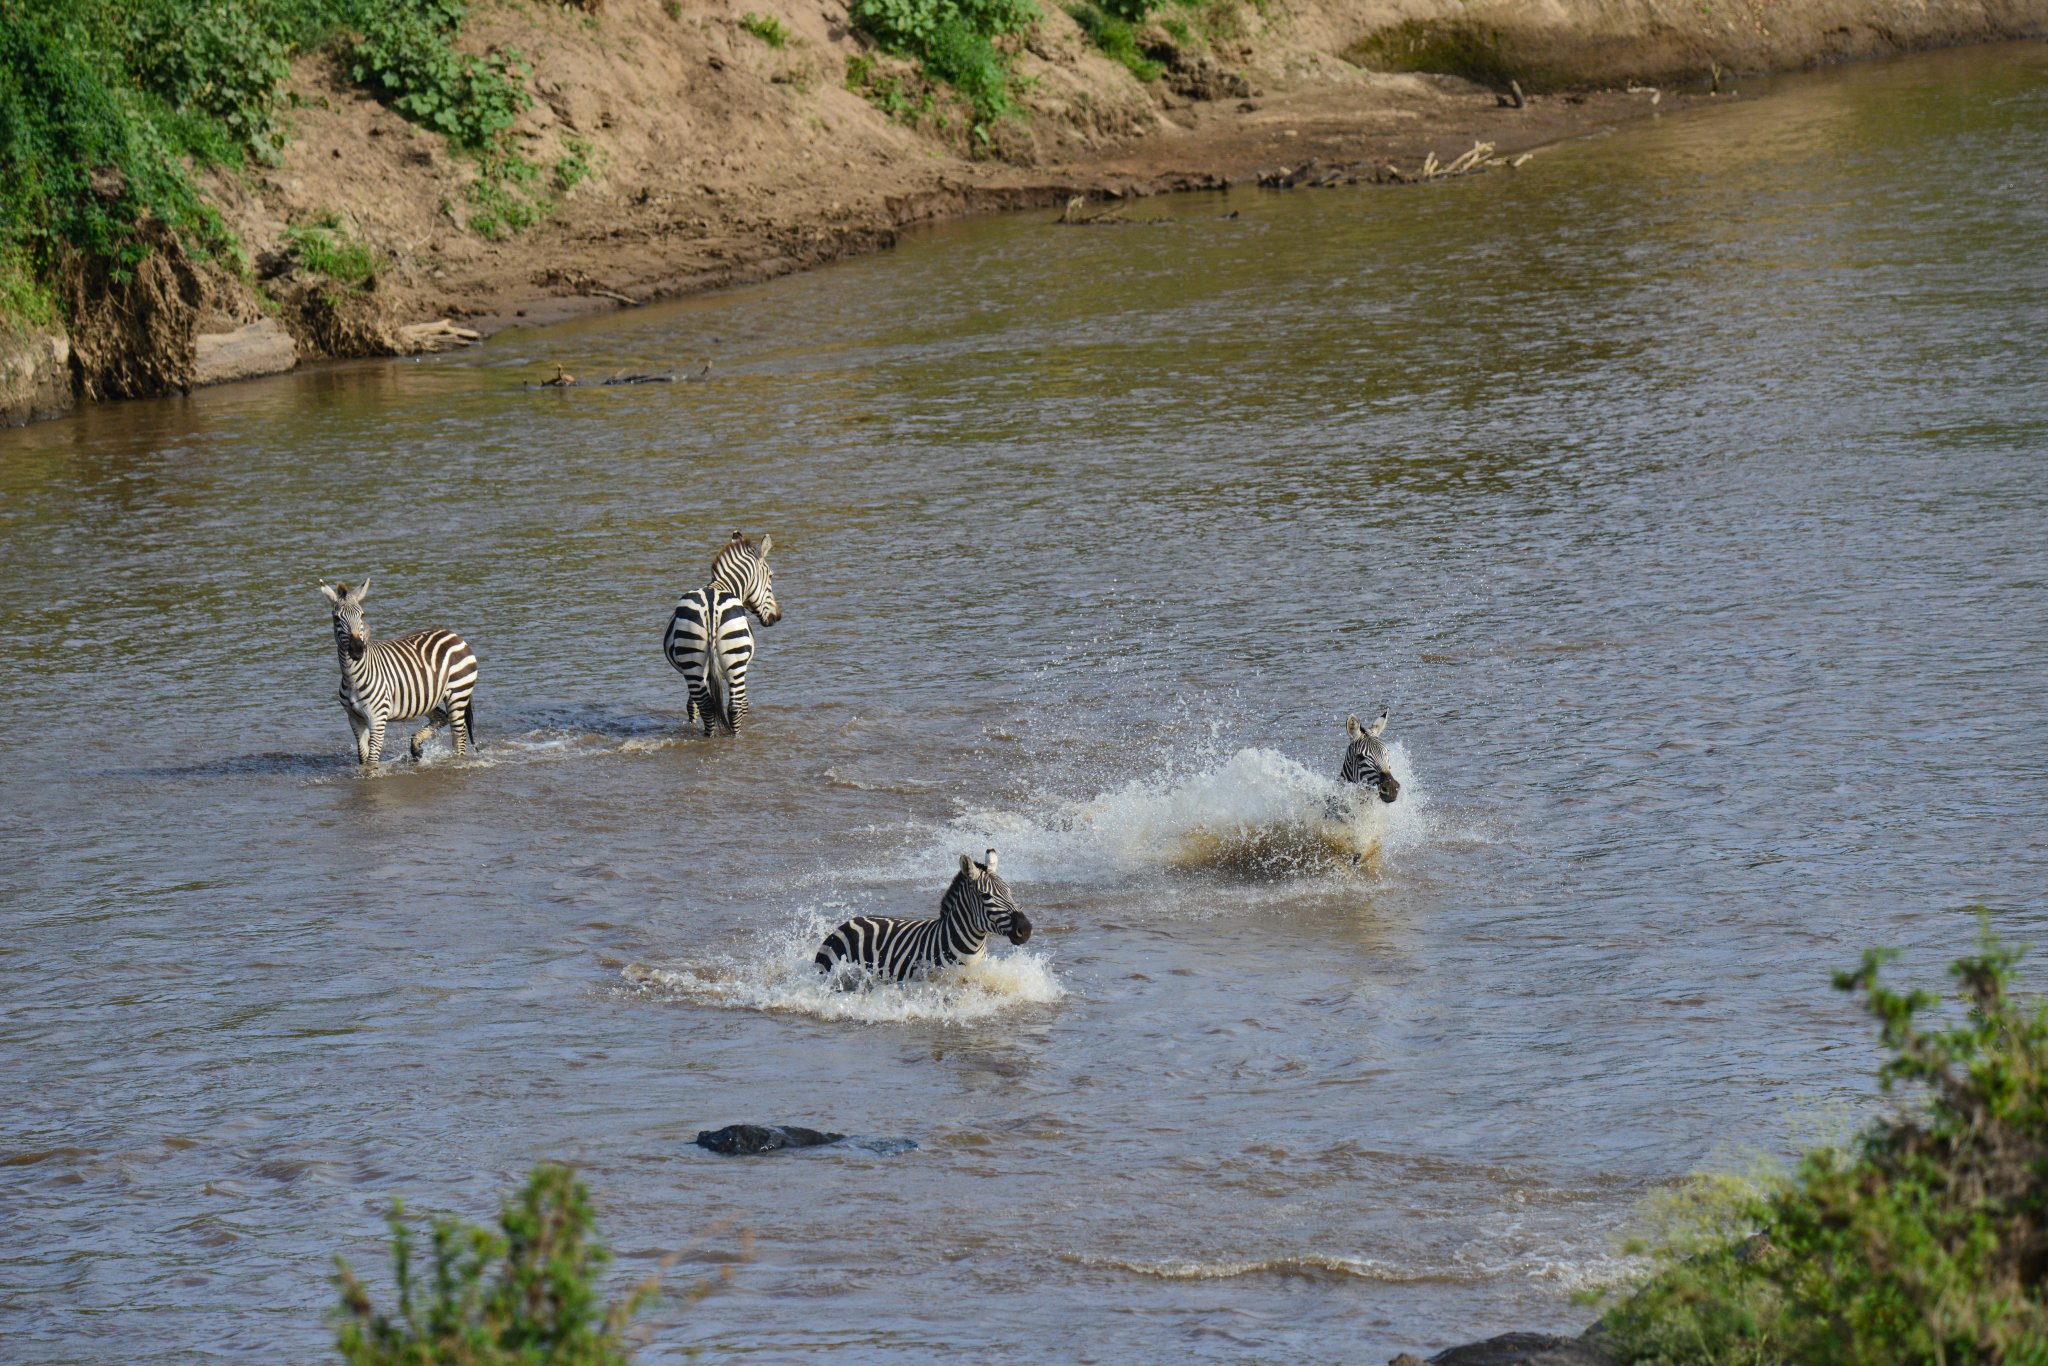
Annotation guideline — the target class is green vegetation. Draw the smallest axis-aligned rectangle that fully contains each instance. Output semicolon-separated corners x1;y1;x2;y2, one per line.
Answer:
1;0;559;353
843;52;940;126
284;211;387;285
348;0;531;149
1066;1;1159;82
847;0;1039;139
739;10;791;47
0;1;241;331
334;1164;667;1366
1061;0;1256;86
1599;920;2048;1366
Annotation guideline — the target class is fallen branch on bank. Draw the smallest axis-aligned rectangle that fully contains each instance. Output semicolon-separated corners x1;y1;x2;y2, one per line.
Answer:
398;319;482;352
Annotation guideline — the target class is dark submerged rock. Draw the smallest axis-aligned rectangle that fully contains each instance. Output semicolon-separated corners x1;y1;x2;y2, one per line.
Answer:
695;1123;846;1154
1394;1331;1611;1366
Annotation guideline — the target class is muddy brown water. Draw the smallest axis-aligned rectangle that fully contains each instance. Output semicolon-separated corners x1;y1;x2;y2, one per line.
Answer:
4;42;2047;1366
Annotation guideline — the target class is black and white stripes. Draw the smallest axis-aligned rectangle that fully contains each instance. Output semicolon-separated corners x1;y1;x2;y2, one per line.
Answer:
1341;710;1400;803
815;850;1032;984
663;531;782;735
319;579;479;767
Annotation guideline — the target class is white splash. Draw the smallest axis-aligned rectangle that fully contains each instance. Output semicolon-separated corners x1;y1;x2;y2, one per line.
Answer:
926;744;1428;885
621;910;1065;1024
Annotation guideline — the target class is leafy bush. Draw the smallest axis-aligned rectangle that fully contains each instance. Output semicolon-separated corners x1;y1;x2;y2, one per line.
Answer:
849;0;1038;136
1601;921;2048;1366
739;11;790;47
0;5;233;280
334;1164;660;1366
1066;2;1160;81
115;0;295;160
348;0;532;150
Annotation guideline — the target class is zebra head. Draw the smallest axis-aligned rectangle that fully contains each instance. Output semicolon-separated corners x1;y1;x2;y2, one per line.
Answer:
1343;710;1400;804
319;579;371;662
711;531;781;627
960;849;1031;945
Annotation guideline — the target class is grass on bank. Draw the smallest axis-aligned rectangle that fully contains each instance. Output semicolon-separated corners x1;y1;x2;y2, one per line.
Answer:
0;0;571;345
1062;0;1256;85
1597;918;2048;1366
847;0;1040;142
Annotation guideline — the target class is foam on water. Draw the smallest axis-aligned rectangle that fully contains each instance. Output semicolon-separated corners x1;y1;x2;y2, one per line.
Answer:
620;909;1065;1024
301;705;690;781
1066;1245;1647;1290
886;744;1430;887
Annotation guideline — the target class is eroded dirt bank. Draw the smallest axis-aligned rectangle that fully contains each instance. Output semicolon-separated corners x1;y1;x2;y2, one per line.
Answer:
8;0;2048;423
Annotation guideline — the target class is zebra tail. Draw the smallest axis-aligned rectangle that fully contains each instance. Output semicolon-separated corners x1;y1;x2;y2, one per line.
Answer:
465;697;480;751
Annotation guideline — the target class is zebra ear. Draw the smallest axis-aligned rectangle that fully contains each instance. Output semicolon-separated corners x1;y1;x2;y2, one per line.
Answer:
959;852;975;876
1367;710;1388;737
353;577;370;603
984;849;998;873
1347;713;1363;740
319;581;342;606
758;534;772;555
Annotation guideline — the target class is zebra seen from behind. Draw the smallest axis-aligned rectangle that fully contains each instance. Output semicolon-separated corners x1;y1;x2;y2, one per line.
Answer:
663;531;781;735
319;579;479;768
1342;709;1400;803
815;849;1032;985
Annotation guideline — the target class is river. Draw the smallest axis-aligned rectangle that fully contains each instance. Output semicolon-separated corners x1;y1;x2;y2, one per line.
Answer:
3;39;2045;1366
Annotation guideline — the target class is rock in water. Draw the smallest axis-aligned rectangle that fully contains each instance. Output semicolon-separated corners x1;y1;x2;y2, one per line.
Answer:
695;1123;846;1154
1402;1333;1612;1366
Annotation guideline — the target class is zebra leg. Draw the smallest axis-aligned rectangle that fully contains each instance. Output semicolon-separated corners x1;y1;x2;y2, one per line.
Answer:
365;713;388;766
410;707;445;760
345;704;372;765
701;678;725;737
455;697;476;755
728;676;749;735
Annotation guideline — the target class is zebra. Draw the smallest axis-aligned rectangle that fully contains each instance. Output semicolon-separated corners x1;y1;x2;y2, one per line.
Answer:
663;531;781;735
815;850;1033;985
1341;710;1400;803
319;579;479;767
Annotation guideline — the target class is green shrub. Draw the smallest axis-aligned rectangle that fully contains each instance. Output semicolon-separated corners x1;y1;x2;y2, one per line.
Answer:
333;1164;659;1366
115;0;294;160
1601;919;2048;1366
0;5;233;278
848;0;1038;137
1066;2;1159;81
739;10;790;46
347;0;532;150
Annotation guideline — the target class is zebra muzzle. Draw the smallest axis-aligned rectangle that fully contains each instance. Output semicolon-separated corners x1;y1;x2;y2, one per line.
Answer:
1006;913;1033;946
1376;773;1400;804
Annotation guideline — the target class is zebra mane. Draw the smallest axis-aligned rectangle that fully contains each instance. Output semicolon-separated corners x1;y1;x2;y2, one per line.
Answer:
710;532;757;575
709;532;774;605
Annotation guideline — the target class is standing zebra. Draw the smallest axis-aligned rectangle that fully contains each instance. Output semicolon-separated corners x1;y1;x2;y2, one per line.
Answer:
663;531;781;735
815;850;1033;985
319;579;479;767
1341;710;1400;803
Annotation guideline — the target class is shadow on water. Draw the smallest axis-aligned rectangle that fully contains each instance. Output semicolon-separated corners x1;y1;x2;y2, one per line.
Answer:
508;700;692;738
102;751;359;779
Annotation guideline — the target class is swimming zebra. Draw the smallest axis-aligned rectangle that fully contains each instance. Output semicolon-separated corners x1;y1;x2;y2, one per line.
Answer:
815;850;1032;985
1342;710;1400;803
663;531;781;735
319;579;479;767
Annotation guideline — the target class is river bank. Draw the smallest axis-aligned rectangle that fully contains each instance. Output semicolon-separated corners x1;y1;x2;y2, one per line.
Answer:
6;1;2048;426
